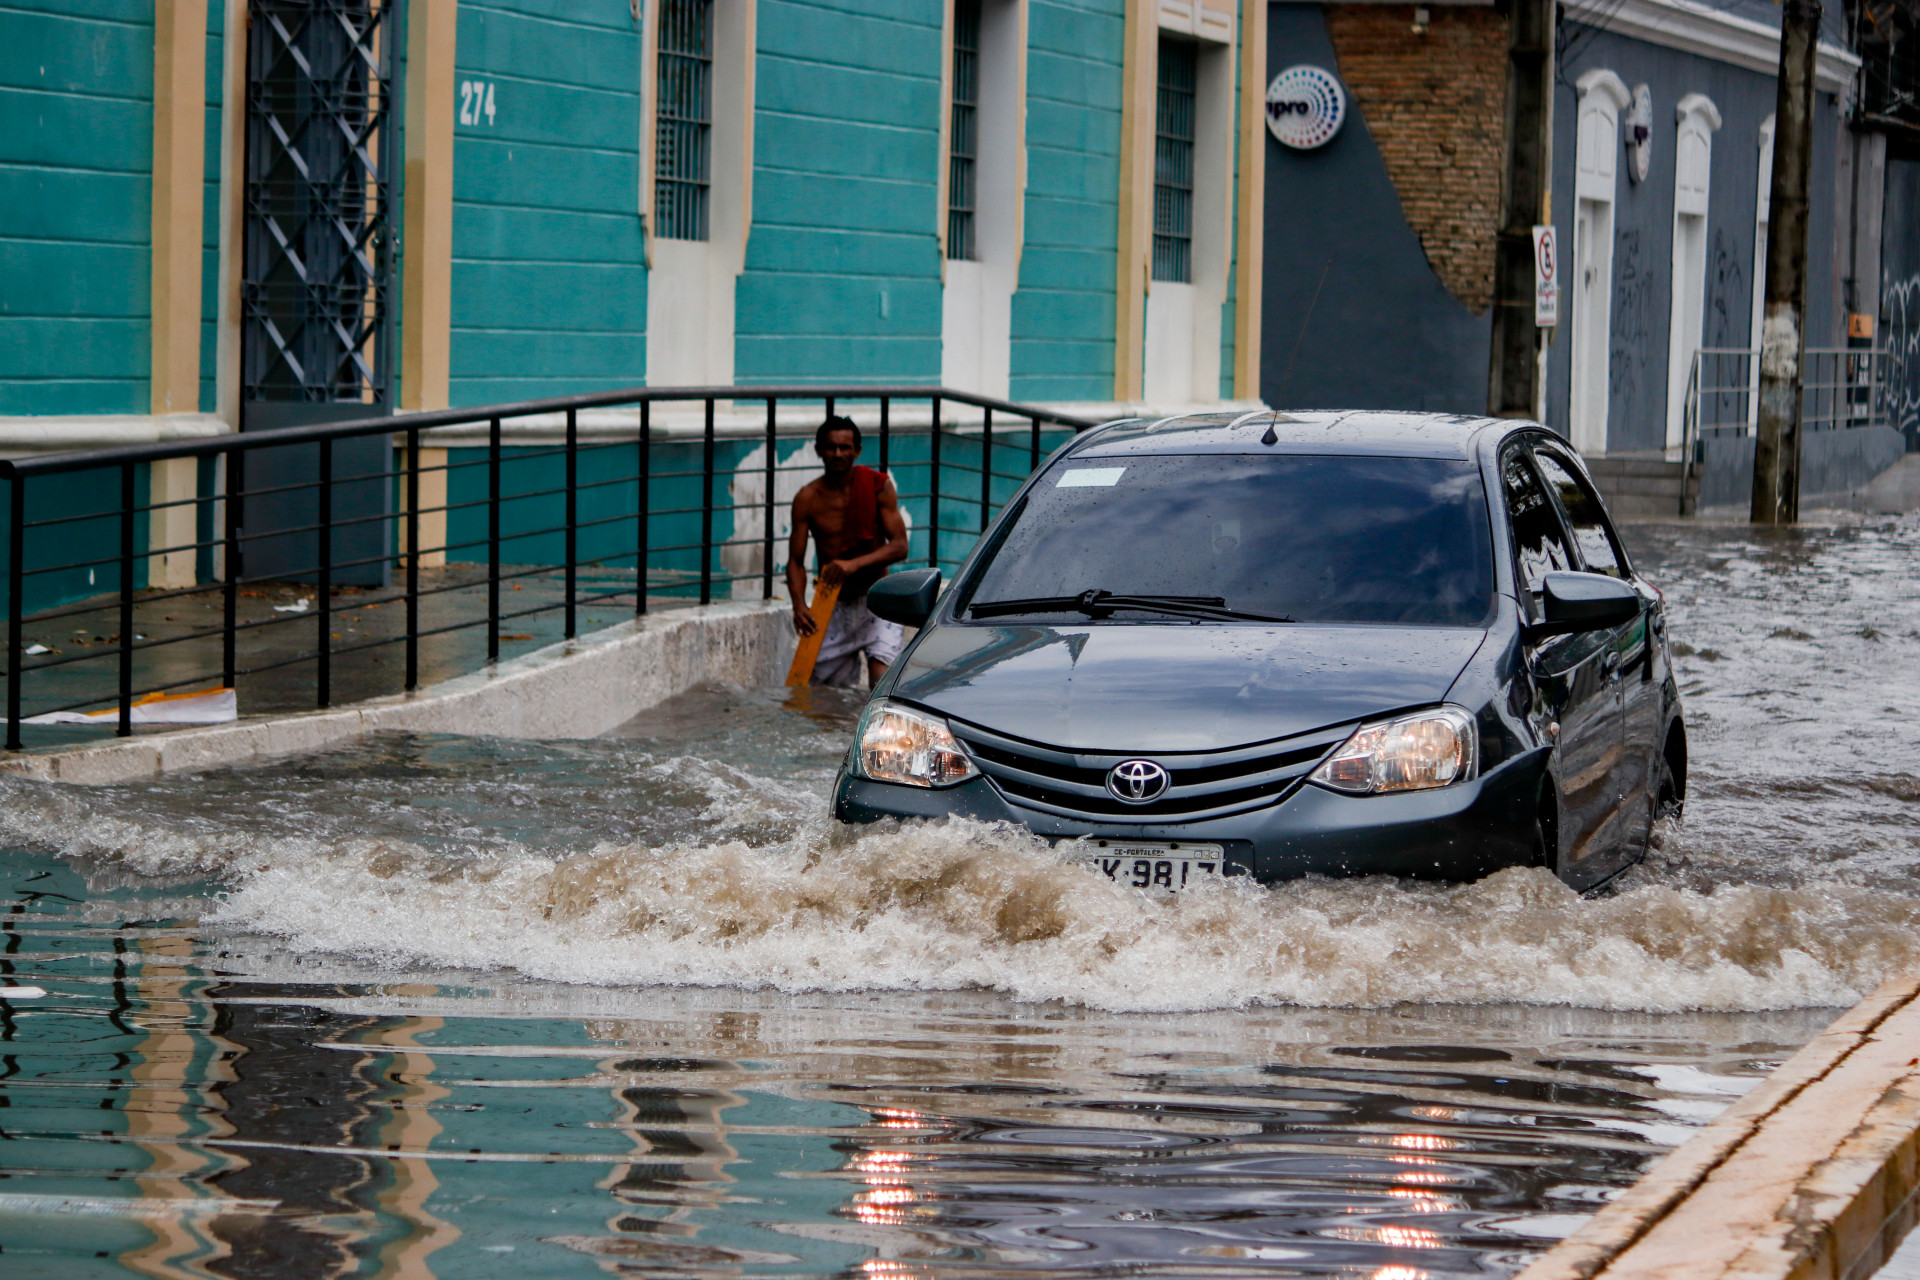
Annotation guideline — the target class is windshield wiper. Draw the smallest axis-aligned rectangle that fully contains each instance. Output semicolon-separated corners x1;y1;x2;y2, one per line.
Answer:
969;590;1293;624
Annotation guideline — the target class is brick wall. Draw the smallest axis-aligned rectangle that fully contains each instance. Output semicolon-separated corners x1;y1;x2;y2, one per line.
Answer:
1324;5;1506;315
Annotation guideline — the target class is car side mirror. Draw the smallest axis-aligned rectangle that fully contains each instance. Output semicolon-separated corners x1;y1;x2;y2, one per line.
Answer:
866;568;942;628
1527;571;1641;642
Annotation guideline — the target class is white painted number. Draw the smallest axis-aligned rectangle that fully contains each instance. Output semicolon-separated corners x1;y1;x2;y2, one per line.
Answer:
458;80;497;127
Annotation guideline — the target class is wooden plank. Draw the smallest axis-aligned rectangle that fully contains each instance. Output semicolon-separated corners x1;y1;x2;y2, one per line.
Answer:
784;578;841;687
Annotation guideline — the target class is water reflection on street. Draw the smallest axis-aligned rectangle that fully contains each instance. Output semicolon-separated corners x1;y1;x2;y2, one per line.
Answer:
0;514;1910;1277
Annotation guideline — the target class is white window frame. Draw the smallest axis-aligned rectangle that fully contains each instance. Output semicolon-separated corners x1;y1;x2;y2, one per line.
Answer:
642;0;756;387
941;0;1028;399
1569;69;1630;454
1664;92;1721;449
1142;7;1234;406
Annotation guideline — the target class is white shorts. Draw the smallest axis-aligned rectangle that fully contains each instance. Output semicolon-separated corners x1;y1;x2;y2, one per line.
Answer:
813;595;905;686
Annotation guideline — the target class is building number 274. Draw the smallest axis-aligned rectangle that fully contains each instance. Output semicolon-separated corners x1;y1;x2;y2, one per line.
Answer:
458;80;496;127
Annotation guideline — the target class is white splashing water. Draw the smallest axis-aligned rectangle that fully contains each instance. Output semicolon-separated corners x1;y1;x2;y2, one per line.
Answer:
0;518;1914;1015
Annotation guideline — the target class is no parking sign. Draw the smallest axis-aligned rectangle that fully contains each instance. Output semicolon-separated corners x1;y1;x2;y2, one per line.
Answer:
1532;225;1559;328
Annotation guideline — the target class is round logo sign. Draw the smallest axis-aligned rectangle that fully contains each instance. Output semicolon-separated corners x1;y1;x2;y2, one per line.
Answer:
1266;65;1346;150
1107;760;1171;804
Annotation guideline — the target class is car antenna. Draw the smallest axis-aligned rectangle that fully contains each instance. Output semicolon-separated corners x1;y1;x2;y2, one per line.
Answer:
1260;411;1280;446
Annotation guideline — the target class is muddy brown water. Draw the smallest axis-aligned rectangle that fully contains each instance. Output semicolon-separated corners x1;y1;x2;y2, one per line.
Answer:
0;516;1912;1277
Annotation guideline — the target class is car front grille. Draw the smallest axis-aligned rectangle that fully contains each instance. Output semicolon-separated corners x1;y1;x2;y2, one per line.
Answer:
951;720;1351;822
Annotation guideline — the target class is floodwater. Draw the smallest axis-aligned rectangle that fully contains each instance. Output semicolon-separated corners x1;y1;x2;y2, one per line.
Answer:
0;515;1913;1277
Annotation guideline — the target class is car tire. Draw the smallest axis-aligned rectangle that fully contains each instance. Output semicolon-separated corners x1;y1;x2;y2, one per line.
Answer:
1643;748;1684;860
1654;752;1683;823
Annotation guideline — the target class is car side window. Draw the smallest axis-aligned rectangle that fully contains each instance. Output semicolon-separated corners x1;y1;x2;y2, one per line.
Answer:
1530;446;1628;578
1500;445;1573;608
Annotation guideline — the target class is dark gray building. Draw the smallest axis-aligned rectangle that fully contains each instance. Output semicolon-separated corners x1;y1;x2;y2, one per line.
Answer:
1260;0;1915;489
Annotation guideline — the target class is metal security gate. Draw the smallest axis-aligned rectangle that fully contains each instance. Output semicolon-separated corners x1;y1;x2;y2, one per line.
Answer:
240;0;398;583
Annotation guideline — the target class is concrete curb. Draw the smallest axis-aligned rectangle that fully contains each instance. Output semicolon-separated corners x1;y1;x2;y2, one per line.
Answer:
0;601;796;785
1518;975;1920;1280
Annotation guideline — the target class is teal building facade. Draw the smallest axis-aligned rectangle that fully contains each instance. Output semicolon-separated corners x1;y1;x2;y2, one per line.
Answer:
1;0;1267;611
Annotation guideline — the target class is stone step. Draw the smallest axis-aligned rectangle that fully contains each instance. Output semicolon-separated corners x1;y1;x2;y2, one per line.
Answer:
1584;458;1687;479
1579;456;1699;519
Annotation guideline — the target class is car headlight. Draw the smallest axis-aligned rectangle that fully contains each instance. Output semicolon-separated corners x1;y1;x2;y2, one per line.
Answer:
1309;706;1478;795
855;702;978;788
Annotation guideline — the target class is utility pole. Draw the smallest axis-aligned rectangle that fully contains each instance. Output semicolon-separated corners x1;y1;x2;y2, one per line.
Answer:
1751;0;1821;524
1487;0;1557;418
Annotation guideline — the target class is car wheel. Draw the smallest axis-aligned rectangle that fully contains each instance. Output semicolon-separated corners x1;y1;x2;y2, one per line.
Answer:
1654;753;1682;821
1646;749;1683;857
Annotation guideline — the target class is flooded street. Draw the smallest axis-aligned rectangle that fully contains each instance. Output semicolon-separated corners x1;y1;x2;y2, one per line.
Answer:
0;515;1913;1277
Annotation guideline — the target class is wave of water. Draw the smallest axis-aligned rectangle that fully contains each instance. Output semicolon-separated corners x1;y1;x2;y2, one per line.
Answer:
0;518;1913;1015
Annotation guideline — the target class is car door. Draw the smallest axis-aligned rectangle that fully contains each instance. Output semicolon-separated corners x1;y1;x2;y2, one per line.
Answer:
1499;441;1623;883
1530;442;1654;867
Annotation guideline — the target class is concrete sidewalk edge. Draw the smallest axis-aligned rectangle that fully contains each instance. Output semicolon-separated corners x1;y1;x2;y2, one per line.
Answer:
1517;974;1920;1279
0;601;796;785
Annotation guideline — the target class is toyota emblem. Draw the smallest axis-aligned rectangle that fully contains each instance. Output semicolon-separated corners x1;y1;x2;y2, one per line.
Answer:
1107;759;1170;804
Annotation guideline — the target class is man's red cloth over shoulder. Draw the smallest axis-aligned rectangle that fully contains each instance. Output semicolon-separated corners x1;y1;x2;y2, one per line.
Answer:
843;465;883;551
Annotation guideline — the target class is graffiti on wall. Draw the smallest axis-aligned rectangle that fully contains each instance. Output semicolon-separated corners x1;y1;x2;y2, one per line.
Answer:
1708;227;1748;350
1610;229;1657;446
1883;272;1920;445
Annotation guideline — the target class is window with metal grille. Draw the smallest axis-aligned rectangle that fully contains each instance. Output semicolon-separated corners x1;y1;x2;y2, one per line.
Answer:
1153;38;1195;284
655;0;713;241
947;0;981;261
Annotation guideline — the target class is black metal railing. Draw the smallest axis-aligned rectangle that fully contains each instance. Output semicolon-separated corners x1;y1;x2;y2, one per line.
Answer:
0;386;1095;749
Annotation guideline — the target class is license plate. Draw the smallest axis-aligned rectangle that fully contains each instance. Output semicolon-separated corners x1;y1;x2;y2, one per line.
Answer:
1078;840;1227;890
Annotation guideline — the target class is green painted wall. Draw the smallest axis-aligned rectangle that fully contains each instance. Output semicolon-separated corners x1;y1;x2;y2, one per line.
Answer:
0;464;152;616
1009;0;1125;402
734;0;946;385
0;0;154;415
449;0;648;407
438;422;1077;596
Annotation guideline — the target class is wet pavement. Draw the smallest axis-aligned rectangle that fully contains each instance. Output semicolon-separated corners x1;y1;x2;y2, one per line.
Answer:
0;513;1912;1277
9;566;705;748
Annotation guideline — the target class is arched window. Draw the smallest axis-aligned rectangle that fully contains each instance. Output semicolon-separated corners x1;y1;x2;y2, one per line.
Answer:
1664;93;1721;448
1569;70;1630;454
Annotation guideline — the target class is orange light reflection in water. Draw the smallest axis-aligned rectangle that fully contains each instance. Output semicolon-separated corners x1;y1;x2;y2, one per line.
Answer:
1389;1132;1456;1152
1326;1223;1442;1248
852;1149;919;1186
853;1185;924;1226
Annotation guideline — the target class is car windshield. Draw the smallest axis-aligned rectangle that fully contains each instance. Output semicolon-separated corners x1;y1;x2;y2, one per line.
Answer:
962;453;1495;626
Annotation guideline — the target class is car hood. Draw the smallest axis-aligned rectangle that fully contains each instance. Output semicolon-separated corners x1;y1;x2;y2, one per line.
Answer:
888;622;1487;752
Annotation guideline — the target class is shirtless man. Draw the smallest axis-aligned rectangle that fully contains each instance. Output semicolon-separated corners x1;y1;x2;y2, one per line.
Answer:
787;416;910;686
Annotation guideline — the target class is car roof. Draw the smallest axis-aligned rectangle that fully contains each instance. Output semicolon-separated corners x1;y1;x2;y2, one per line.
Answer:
1065;410;1522;461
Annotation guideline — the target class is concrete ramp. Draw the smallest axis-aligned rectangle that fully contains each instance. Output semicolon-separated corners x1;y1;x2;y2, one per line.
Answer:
1867;454;1920;514
0;601;796;784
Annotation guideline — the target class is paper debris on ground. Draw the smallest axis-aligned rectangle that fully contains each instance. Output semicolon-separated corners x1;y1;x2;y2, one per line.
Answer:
23;687;238;726
272;599;311;613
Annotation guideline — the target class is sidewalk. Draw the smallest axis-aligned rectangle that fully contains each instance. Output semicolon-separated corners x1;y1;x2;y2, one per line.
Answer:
7;569;719;756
